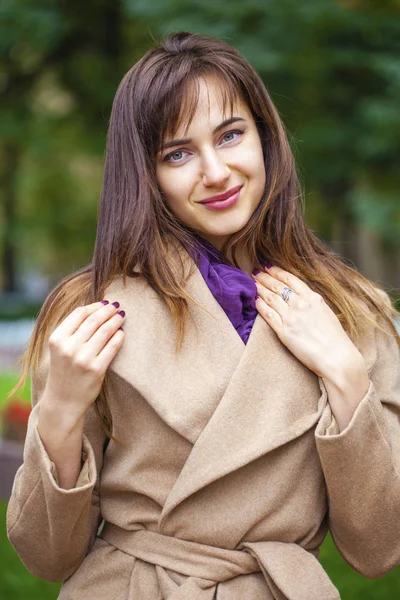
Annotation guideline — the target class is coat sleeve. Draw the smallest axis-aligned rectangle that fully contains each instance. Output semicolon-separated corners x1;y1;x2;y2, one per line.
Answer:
6;344;107;583
315;318;400;578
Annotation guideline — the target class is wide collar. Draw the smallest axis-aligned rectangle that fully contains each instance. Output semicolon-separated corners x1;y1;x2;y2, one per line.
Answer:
105;256;328;527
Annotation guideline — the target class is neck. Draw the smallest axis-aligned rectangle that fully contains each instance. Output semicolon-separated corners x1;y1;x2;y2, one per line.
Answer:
195;233;254;276
236;253;255;277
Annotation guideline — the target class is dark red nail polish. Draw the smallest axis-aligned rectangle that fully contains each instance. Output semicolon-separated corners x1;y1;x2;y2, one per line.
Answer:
118;327;124;331
252;269;260;276
112;301;120;308
101;300;109;305
265;262;274;269
118;310;125;317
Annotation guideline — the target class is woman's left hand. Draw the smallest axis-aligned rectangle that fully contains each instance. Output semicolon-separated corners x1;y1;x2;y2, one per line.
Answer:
252;266;362;379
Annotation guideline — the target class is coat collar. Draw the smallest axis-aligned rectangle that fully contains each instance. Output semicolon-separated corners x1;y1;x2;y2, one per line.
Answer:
104;257;328;526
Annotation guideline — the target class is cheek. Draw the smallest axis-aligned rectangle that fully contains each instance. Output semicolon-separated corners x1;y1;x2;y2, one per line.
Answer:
249;142;266;189
235;137;265;175
156;171;195;222
157;164;195;197
236;153;266;199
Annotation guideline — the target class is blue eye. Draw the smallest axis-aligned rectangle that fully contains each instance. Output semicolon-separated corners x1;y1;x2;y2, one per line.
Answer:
222;129;243;143
163;129;244;164
163;150;188;164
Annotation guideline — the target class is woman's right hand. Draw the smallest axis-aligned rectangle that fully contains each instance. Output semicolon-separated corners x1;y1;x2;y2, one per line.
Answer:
42;300;125;418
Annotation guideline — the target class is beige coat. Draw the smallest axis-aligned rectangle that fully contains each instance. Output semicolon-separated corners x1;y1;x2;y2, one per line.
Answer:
7;262;400;599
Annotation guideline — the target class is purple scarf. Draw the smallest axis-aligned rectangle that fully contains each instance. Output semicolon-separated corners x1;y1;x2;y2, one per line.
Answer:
193;236;267;345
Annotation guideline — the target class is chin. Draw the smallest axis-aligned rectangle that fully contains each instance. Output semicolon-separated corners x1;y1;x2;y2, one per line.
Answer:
202;215;252;239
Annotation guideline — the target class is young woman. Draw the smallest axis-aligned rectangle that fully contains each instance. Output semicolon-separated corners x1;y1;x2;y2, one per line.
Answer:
7;31;400;599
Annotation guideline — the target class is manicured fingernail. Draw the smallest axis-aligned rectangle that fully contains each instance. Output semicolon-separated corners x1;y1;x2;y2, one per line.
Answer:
118;327;124;331
112;301;120;308
118;310;125;317
252;269;260;276
101;300;109;305
265;262;274;269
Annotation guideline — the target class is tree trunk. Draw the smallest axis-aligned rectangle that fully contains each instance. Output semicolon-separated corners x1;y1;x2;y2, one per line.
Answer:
0;143;20;293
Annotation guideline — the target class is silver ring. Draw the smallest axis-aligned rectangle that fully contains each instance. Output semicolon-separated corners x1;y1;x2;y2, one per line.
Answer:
281;286;293;303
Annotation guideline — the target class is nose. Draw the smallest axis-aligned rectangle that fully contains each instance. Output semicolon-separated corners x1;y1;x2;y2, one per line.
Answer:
201;149;231;188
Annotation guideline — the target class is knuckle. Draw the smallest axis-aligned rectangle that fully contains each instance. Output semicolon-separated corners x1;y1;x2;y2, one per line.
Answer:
73;354;92;371
109;337;121;349
90;363;103;377
101;325;112;337
85;315;98;328
58;342;74;359
48;333;59;348
309;291;321;303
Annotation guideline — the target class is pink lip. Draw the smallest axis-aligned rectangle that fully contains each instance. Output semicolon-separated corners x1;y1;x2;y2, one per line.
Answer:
199;185;243;204
199;190;241;211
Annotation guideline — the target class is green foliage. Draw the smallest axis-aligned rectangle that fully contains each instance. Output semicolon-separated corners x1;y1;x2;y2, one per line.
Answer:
0;0;151;283
0;298;42;320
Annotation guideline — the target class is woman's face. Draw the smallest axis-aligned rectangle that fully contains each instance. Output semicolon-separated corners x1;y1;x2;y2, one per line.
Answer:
155;76;266;250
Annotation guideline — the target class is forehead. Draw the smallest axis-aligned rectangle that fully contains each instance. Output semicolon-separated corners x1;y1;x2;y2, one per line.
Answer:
165;75;250;139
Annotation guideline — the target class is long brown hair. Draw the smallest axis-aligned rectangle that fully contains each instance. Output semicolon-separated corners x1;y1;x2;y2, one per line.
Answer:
9;31;399;437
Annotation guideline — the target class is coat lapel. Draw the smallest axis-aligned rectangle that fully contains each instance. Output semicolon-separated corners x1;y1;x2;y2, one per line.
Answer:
104;257;327;529
105;261;245;445
159;281;328;527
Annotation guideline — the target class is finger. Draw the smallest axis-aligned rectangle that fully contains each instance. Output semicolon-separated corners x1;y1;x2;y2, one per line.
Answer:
80;312;126;357
52;302;107;339
93;327;125;373
255;281;290;318
71;302;123;345
255;296;283;334
263;265;310;296
254;271;298;305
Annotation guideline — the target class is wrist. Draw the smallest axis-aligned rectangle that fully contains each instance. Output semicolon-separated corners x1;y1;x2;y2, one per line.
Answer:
39;394;86;442
321;351;370;432
319;342;365;383
41;384;88;422
322;351;368;392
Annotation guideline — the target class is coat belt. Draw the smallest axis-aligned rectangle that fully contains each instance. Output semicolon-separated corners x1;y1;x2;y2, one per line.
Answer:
100;522;340;600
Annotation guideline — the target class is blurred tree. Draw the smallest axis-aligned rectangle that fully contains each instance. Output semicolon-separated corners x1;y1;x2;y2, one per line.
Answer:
0;0;149;291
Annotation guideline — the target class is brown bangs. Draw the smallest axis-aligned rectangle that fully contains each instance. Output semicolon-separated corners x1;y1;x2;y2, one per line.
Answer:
150;66;247;159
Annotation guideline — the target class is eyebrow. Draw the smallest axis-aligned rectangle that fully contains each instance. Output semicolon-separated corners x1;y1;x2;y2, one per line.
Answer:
160;116;247;152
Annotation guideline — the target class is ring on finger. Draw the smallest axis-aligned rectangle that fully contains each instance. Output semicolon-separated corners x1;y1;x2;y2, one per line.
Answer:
281;286;294;304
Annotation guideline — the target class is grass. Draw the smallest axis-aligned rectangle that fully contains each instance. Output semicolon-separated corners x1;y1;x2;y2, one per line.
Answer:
1;374;399;597
0;373;30;409
319;534;400;599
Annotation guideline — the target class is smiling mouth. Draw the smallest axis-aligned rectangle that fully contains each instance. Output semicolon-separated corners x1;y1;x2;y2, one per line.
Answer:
199;185;243;204
197;185;243;211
